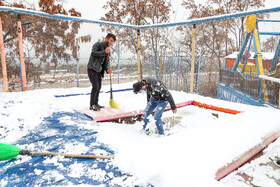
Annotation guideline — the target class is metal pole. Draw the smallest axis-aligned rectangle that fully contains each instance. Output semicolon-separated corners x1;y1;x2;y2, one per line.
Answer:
278;87;280;109
196;56;200;92
159;47;162;79
0;17;9;92
76;39;79;87
176;48;180;91
253;28;265;75
245;74;247;97
234;71;236;88
232;33;252;72
19;57;23;91
118;44;120;83
137;29;141;81
259;78;263;100
150;46;153;77
190;24;196;93
17;14;27;91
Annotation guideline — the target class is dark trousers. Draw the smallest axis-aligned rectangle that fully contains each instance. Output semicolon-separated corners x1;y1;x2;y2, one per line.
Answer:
88;69;102;107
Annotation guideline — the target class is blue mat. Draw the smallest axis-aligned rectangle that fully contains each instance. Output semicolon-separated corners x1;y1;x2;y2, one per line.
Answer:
0;111;134;186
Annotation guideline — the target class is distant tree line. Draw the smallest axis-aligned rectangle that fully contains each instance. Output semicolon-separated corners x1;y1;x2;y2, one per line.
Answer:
100;0;273;64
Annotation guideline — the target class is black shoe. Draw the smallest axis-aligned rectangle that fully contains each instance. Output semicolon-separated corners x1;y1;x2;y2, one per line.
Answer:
96;104;105;108
276;159;280;167
90;105;100;111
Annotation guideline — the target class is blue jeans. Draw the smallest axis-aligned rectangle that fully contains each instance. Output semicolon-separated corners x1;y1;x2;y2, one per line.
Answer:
143;97;168;135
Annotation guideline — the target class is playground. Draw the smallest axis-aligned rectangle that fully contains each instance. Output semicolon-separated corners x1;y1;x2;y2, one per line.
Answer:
1;3;280;187
1;82;280;186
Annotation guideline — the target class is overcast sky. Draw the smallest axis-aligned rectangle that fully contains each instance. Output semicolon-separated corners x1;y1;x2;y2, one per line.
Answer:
64;0;193;21
61;0;279;57
62;0;193;57
63;0;279;21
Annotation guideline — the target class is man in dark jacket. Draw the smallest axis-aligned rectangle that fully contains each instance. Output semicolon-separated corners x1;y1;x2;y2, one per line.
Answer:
133;78;177;135
88;33;116;111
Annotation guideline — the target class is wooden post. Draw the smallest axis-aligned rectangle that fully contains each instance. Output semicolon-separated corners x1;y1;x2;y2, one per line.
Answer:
137;29;141;81
17;14;27;91
0;17;9;92
190;24;196;93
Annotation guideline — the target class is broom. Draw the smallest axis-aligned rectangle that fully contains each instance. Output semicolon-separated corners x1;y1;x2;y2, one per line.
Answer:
108;54;119;109
0;143;114;160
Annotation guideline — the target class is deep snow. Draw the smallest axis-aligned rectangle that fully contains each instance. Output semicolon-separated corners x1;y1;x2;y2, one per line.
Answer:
1;81;280;186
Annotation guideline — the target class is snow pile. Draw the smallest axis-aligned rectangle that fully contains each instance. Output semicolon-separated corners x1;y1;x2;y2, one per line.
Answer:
1;82;280;186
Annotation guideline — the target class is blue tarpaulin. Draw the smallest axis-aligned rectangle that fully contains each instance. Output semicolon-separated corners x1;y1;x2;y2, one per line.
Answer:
0;111;132;186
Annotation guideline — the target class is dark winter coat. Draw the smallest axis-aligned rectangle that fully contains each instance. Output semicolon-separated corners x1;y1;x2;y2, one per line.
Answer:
143;78;177;110
87;41;109;77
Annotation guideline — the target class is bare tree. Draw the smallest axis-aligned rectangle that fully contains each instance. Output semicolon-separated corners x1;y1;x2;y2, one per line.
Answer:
100;0;173;59
179;0;267;97
211;0;266;51
262;36;277;52
180;0;267;65
0;0;90;87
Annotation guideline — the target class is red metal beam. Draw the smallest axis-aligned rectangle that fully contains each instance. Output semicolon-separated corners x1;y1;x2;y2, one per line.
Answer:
17;15;27;91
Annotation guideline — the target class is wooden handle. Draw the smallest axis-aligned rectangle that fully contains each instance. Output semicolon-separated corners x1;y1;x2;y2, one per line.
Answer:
30;151;114;159
108;54;113;89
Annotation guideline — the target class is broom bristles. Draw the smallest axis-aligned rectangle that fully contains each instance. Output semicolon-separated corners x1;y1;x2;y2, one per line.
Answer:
0;143;21;160
110;99;119;109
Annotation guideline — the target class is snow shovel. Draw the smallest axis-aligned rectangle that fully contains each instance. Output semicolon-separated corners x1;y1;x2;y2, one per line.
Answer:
108;54;119;109
0;143;114;160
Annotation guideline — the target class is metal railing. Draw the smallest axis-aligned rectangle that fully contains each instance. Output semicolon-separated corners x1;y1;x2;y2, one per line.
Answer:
218;68;279;108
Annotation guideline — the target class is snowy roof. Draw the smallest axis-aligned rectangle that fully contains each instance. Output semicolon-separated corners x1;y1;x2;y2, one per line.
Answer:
225;51;275;60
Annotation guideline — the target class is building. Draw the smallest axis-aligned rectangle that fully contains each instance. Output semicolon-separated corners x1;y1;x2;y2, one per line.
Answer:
225;51;275;71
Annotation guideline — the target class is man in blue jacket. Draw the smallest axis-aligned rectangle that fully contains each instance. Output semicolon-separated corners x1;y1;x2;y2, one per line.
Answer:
87;33;116;111
133;78;177;135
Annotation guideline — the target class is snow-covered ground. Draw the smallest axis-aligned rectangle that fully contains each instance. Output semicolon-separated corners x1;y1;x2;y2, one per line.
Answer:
1;81;280;187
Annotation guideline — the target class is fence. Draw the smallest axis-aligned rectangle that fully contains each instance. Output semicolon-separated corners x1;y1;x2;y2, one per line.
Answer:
1;56;81;91
1;54;218;96
148;55;207;93
218;68;280;108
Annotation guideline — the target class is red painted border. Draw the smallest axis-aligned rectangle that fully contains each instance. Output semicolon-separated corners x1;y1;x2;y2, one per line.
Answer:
81;99;280;183
215;127;280;180
90;100;243;122
192;101;242;114
94;110;142;122
94;100;194;122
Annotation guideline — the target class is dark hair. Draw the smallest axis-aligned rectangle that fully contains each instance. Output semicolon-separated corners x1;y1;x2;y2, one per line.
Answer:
106;33;116;41
133;81;144;94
